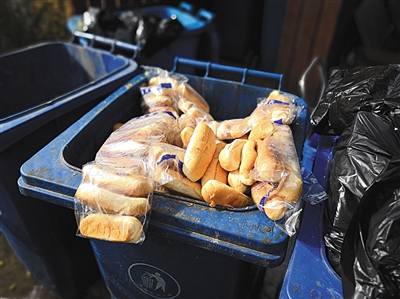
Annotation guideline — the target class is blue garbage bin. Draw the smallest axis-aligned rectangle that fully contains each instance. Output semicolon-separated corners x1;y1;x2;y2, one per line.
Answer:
279;133;343;299
19;57;308;299
67;1;219;70
0;42;138;299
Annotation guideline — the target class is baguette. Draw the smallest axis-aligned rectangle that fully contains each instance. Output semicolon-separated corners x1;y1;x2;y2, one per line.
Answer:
248;118;275;141
239;139;258;186
79;214;144;243
216;117;250;140
219;139;247;172
252;137;286;182
271;124;303;203
227;170;249;194
149;76;210;113
176;82;210;113
201;179;253;208
82;163;153;197
180;126;194;149
75;183;150;216
178;98;214;124
183;122;217;182
251;181;286;220
201;141;228;186
155;160;203;200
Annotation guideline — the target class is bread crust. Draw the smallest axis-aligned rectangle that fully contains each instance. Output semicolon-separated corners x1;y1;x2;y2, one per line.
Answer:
79;214;144;243
251;181;286;220
219;139;247;172
82;163;153;197
201;141;228;186
252;138;285;182
201;179;252;208
239;140;258;186
75;183;150;216
183;122;217;182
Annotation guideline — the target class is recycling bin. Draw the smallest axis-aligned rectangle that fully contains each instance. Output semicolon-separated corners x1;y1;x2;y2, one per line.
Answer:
67;1;219;70
0;42;138;299
19;57;308;299
279;133;343;299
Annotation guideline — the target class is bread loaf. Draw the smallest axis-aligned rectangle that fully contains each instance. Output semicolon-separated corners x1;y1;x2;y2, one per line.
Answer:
75;183;150;216
180;126;194;149
252;137;286;182
227;170;249;194
178;98;214;125
183;122;217;182
82;163;153;197
239;140;258;186
201;141;228;186
176;82;210;113
251;181;286;220
248;118;275;141
79;214;144;243
201;179;253;208
155;160;203;200
219;139;247;172
216;118;250;140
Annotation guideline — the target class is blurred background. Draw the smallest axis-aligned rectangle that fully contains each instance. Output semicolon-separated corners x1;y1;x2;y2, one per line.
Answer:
1;0;399;99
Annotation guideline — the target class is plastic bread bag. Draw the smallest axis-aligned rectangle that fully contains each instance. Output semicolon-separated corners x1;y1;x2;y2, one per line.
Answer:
140;84;180;116
74;161;154;244
143;65;210;113
215;117;251;140
250;124;303;236
251;91;303;126
95;111;181;163
149;143;203;200
311;64;400;135
324;111;400;275
177;97;214;126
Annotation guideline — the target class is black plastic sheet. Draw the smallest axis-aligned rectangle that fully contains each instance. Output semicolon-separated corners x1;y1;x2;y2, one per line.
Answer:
323;111;400;298
82;7;184;57
341;167;400;299
311;64;400;135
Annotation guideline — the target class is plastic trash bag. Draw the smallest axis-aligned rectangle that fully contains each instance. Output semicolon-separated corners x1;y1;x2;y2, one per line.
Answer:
81;7;183;57
323;111;400;283
341;165;400;299
311;64;400;135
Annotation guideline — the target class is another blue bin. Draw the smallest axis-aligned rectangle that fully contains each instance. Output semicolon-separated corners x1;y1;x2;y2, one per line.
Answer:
67;2;219;71
279;133;342;299
18;58;308;299
0;42;138;299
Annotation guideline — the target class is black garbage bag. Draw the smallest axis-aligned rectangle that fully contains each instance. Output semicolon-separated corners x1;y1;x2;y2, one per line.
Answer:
311;64;400;135
323;111;400;276
341;167;400;299
81;7;184;57
82;7;125;38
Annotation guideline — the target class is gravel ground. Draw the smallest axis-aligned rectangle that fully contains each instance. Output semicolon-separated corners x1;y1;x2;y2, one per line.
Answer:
0;231;291;299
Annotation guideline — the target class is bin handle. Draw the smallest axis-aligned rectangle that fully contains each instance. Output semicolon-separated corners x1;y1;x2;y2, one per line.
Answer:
178;1;195;14
298;57;327;108
196;8;215;23
172;57;283;90
72;31;141;59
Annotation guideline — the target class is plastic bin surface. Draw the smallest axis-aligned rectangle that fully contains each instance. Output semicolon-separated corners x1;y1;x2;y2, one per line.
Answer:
19;58;308;298
0;42;138;299
279;134;343;299
67;2;219;70
0;42;138;151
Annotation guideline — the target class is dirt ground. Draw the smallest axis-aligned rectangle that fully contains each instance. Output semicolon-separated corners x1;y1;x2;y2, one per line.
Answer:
0;232;110;299
1;230;288;299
